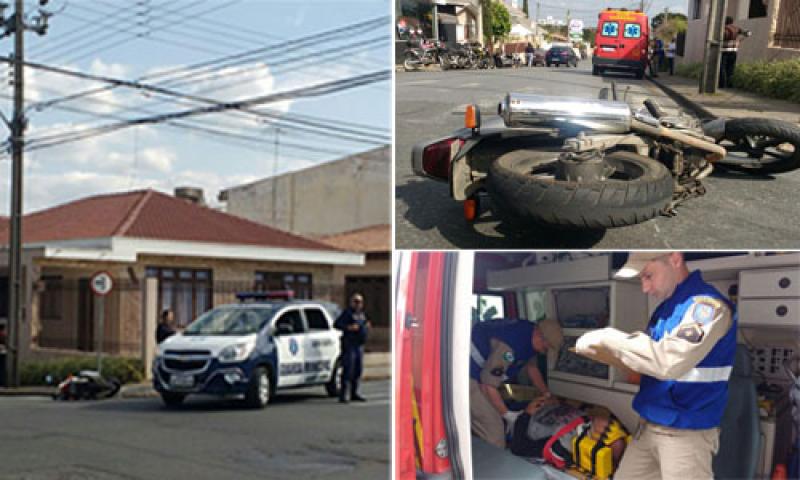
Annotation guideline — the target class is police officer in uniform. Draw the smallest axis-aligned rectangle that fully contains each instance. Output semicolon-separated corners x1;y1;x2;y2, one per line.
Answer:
470;317;563;448
334;293;370;403
575;252;736;480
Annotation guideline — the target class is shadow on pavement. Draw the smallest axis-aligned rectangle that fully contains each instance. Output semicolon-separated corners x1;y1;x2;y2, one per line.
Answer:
74;392;330;414
710;166;776;181
396;179;607;249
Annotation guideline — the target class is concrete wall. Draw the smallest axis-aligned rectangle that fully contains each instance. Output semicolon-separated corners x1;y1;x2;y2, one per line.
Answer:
223;146;391;237
682;0;799;66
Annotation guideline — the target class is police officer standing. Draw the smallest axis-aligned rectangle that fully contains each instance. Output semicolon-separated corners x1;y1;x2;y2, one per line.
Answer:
470;317;563;448
575;252;736;480
334;293;370;403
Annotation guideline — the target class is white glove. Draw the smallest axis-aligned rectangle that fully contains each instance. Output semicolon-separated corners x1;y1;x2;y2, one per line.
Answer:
503;410;522;435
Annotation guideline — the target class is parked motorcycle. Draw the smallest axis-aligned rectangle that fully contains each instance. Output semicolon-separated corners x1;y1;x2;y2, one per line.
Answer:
411;83;800;228
403;38;442;72
439;43;475;70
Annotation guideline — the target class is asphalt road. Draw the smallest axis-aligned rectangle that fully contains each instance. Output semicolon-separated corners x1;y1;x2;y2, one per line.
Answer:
395;62;800;249
0;380;389;480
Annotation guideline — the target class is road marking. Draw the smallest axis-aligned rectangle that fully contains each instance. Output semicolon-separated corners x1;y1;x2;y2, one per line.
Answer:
404;80;437;86
460;82;480;88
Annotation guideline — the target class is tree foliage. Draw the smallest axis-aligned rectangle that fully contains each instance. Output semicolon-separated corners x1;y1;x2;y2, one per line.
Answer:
489;1;512;39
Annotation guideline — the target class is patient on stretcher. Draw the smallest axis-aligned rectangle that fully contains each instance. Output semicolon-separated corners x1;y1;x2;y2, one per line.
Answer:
508;394;630;480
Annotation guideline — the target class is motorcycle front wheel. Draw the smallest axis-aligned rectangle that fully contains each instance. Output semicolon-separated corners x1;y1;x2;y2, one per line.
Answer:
487;150;674;228
717;118;800;174
403;54;420;72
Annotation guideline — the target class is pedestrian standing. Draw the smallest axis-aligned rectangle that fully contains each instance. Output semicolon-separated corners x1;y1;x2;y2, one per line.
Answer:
576;252;736;480
665;37;676;75
525;42;535;67
648;38;659;78
720;16;752;88
334;293;370;403
654;37;665;71
156;309;176;344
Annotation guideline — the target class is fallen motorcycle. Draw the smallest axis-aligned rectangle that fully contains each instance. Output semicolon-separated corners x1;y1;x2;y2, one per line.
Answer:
52;370;121;400
411;85;800;228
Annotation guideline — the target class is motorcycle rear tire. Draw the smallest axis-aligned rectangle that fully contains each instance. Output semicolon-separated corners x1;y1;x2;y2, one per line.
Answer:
487;150;673;228
718;118;800;174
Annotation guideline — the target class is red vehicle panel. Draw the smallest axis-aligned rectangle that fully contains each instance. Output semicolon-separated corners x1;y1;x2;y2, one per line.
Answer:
593;8;649;77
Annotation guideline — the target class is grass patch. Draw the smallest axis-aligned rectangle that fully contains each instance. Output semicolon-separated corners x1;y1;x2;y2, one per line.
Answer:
733;58;800;103
675;62;703;79
20;356;145;386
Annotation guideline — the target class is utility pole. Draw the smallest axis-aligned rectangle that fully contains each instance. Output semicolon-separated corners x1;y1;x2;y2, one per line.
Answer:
700;0;728;94
536;2;540;24
2;0;52;388
270;126;281;226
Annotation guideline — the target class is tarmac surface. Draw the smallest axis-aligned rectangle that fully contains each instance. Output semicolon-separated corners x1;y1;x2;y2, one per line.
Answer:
395;62;800;249
0;379;390;480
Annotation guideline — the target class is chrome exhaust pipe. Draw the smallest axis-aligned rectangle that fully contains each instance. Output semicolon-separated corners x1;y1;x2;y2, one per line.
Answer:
498;92;632;134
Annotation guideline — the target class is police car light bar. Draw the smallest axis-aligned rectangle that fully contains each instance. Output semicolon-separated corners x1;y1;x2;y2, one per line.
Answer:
236;290;295;302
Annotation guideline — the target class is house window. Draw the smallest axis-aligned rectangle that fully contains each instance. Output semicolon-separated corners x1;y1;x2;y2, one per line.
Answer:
146;267;213;327
40;276;63;320
255;272;313;299
749;0;767;18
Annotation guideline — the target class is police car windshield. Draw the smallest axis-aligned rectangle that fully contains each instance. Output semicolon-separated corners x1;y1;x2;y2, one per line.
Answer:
183;306;276;336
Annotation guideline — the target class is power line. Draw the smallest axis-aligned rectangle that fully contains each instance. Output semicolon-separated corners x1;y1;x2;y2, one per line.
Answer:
31;15;389;113
24;69;390;151
14;57;390;143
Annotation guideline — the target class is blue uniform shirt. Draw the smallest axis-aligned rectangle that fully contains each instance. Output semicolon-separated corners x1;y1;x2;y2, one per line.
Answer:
470;319;537;383
633;270;737;429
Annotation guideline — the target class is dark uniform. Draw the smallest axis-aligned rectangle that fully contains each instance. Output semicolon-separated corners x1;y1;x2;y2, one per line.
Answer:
156;323;175;344
334;307;369;402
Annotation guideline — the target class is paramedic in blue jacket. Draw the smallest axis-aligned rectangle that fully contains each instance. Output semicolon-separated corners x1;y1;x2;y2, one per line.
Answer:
575;252;736;480
334;293;370;403
470;317;563;448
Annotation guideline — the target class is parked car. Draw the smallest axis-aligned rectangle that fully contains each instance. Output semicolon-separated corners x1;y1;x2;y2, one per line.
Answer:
153;293;342;408
546;46;579;67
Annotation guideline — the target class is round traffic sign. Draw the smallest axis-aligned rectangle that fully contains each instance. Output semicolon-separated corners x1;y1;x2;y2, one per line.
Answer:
90;271;114;296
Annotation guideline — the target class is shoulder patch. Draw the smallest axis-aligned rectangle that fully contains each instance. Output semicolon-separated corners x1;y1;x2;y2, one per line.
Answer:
676;323;704;343
503;351;515;363
692;297;722;325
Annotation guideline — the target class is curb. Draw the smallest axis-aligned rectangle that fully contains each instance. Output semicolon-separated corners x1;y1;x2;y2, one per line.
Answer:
0;387;54;397
647;75;717;121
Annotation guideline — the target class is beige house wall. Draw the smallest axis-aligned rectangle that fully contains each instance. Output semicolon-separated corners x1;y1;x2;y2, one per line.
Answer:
22;254;340;363
682;0;799;66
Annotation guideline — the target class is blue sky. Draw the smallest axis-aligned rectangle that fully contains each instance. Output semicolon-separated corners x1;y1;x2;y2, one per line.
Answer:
1;0;391;212
530;0;689;25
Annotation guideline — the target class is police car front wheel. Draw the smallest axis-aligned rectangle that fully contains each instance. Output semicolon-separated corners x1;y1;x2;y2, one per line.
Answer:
245;366;272;409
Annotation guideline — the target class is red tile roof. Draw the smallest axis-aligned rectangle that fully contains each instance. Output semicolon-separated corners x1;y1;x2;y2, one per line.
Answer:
317;224;390;253
0;190;337;251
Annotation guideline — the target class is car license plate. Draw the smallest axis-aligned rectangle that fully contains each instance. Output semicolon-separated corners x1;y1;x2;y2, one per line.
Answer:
170;373;194;388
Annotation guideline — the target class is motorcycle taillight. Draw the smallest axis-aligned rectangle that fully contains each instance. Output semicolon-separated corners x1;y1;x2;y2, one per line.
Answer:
422;138;464;180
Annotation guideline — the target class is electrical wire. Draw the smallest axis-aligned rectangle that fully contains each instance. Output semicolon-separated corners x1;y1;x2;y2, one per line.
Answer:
32;15;389;112
23;69;390;151
14;58;390;143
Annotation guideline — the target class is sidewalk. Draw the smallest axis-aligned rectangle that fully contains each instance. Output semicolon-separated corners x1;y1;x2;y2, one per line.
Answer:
0;352;391;399
648;74;800;125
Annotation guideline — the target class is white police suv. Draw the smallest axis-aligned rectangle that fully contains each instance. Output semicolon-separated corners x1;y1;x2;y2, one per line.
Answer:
153;294;342;408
